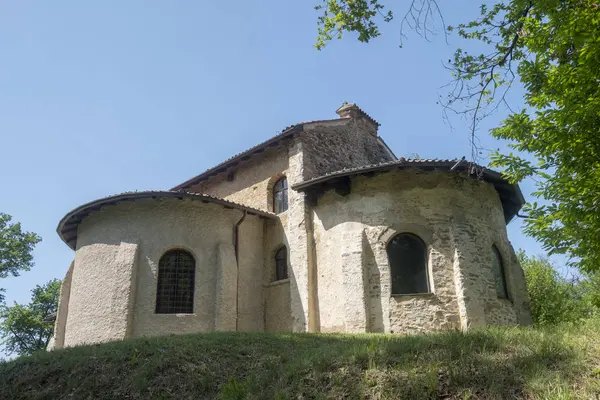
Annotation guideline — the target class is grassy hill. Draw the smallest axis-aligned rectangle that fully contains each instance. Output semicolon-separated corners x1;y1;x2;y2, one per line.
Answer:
2;319;600;400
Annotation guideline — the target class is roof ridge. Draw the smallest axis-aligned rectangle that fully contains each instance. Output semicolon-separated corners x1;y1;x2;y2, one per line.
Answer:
170;116;354;191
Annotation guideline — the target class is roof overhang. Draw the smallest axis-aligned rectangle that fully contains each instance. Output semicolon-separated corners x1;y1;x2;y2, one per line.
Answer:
170;118;360;191
57;191;275;250
170;124;304;191
292;159;525;224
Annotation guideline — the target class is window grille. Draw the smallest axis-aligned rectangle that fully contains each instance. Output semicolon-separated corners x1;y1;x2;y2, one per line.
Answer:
155;249;195;314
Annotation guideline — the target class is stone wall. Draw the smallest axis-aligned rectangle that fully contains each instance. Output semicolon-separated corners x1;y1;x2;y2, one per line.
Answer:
62;199;266;347
186;134;312;332
311;169;531;334
262;217;292;331
187;143;290;212
300;119;393;181
184;119;394;332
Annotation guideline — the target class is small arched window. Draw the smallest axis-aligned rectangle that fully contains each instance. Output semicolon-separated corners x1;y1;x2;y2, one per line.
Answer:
491;245;509;299
387;233;429;295
275;246;288;281
156;249;195;314
273;177;288;214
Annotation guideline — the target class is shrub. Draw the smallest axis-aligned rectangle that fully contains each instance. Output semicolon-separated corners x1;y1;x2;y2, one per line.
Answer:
519;251;597;325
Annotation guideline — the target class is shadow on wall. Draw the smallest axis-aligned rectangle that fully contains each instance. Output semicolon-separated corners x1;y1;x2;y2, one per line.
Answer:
310;172;517;333
264;217;306;333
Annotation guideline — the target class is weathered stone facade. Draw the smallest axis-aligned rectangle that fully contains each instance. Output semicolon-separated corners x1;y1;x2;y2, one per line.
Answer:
50;103;531;349
311;170;530;333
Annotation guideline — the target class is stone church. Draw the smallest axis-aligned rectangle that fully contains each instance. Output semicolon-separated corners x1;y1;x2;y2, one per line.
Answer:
50;103;531;349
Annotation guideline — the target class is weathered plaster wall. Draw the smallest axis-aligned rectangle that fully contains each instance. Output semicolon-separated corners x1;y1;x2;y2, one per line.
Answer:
265;281;292;331
312;169;531;334
301;119;393;180
49;261;74;350
263;218;292;331
65;240;138;347
237;215;265;331
63;199;266;347
187;134;313;332
183;118;394;333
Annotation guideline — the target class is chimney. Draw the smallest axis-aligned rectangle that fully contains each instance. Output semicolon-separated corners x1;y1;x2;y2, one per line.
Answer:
335;102;380;136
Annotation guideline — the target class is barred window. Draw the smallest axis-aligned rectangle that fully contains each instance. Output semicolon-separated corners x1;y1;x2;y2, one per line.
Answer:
491;245;509;299
273;177;288;214
155;249;195;314
275;246;288;281
387;233;429;295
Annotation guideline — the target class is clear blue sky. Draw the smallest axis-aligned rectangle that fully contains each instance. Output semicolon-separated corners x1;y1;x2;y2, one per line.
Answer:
0;1;559;309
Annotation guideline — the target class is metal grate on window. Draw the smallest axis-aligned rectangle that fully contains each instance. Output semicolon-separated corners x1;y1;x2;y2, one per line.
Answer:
155;249;195;314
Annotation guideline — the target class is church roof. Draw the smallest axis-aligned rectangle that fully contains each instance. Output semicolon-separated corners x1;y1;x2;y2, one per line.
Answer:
292;158;525;223
170;103;383;191
57;191;275;250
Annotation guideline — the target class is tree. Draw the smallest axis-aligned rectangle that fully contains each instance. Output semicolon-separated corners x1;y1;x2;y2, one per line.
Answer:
519;251;596;325
0;213;41;302
314;0;600;272
0;279;61;356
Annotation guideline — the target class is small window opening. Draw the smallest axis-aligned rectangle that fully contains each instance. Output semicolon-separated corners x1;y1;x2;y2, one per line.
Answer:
273;177;288;214
387;233;429;295
275;246;288;281
491;245;509;299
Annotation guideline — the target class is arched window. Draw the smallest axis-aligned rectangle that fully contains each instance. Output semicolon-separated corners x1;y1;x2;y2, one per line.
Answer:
273;177;288;214
387;233;429;295
275;246;288;281
491;245;509;299
155;249;195;314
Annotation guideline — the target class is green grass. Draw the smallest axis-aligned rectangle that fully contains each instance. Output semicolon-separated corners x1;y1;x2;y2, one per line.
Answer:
2;319;600;400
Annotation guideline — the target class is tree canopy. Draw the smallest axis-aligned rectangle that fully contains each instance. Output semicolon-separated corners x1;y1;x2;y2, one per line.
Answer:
314;0;600;272
0;213;41;302
0;279;60;356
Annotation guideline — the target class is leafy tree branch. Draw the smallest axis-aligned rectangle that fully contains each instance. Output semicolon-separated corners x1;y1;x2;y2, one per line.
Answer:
0;279;60;356
312;0;600;273
0;213;41;303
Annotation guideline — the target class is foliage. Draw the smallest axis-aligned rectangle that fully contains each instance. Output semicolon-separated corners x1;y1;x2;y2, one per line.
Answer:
519;251;597;325
454;0;600;274
3;319;600;398
0;213;41;303
0;279;60;356
314;0;446;50
314;0;393;50
314;0;600;273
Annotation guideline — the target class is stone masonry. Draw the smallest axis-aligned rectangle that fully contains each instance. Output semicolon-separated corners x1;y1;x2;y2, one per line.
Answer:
50;103;531;349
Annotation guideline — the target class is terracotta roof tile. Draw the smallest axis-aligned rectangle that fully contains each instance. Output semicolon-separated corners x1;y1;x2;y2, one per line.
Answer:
292;159;525;223
57;191;275;250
